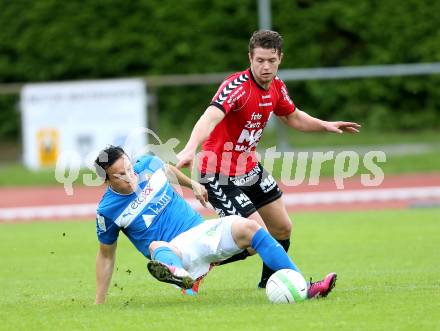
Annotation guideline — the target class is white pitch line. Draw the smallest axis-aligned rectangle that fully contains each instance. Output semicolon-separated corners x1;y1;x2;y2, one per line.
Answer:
281;186;440;205
1;186;440;222
0;203;98;221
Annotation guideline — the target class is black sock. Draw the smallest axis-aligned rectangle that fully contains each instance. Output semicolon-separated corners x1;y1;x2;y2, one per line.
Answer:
219;249;250;265
218;249;251;265
258;238;290;288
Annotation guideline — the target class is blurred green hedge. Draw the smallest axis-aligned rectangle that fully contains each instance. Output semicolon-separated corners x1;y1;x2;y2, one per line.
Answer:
0;0;439;140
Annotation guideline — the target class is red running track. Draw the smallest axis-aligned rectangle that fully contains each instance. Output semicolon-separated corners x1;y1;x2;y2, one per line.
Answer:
1;173;439;222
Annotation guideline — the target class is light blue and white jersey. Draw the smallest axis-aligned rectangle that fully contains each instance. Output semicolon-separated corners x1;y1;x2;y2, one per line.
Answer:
96;155;203;258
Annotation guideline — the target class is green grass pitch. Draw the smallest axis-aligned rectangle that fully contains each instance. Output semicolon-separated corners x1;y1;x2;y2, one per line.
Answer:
1;209;439;330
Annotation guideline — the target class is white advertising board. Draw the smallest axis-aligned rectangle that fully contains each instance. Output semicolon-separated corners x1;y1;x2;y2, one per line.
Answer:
20;79;147;169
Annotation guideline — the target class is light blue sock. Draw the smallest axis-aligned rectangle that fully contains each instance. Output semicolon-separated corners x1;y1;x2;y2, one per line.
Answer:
251;228;300;273
152;246;183;268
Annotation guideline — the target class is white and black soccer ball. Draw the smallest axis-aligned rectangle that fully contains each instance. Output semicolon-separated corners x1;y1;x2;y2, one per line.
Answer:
266;269;308;304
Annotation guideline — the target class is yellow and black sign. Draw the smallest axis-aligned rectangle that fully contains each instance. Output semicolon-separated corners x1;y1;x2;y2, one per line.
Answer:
37;128;59;167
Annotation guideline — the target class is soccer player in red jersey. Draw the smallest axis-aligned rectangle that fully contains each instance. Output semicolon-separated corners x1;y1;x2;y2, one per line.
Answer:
177;30;360;288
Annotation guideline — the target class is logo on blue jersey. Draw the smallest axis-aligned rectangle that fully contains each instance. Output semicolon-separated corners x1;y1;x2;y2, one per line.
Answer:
131;183;154;209
114;168;169;228
147;192;171;215
97;214;106;232
142;214;154;228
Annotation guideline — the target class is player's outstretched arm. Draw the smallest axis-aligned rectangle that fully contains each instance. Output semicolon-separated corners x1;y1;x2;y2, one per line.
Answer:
176;106;225;170
279;108;361;133
165;164;208;207
95;242;117;304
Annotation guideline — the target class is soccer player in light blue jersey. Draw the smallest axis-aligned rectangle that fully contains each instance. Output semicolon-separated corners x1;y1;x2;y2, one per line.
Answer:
94;145;207;303
94;146;336;304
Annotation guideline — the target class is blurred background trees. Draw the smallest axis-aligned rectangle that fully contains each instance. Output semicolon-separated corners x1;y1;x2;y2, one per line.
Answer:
1;0;439;142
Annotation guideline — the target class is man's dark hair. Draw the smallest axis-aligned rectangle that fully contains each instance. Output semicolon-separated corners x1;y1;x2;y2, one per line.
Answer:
249;30;283;57
94;145;126;180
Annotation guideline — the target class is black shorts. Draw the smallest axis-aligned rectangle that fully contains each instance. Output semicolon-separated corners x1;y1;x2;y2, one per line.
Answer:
200;163;283;218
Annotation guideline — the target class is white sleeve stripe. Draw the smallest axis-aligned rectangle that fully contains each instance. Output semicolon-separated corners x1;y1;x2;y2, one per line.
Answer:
214;74;249;105
115;169;168;228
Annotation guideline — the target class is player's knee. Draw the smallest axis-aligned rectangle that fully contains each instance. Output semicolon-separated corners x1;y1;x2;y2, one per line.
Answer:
231;216;261;248
272;221;292;240
282;221;292;237
149;241;160;256
242;218;261;241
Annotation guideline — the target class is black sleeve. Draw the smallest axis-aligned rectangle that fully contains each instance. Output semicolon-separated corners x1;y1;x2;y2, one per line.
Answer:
210;102;226;113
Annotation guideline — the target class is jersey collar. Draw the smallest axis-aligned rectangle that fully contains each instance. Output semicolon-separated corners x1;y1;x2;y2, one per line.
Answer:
248;68;271;91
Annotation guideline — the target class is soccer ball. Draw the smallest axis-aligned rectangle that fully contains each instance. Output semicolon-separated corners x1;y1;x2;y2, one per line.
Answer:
266;269;308;304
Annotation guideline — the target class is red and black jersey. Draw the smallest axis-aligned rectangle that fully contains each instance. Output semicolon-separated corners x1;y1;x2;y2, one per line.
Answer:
199;68;296;176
